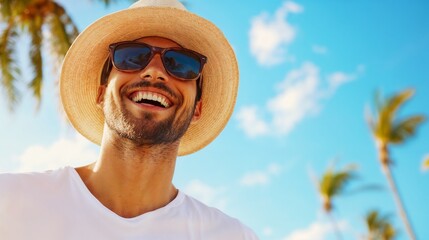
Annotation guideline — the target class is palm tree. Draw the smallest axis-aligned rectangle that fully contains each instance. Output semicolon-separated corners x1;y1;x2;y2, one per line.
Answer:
0;0;79;110
366;88;426;240
365;210;397;240
0;0;190;111
317;163;357;240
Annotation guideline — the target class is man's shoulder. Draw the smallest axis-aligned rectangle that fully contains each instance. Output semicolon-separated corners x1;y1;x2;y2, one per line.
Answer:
177;192;259;239
0;167;73;195
0;166;71;180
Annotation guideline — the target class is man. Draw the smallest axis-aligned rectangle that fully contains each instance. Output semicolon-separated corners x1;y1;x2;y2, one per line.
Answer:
0;0;258;239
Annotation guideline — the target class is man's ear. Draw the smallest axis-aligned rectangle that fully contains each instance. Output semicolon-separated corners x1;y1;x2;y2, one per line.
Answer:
191;100;202;123
96;85;106;108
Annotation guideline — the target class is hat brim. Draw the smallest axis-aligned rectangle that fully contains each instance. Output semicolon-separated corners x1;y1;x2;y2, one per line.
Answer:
60;7;238;156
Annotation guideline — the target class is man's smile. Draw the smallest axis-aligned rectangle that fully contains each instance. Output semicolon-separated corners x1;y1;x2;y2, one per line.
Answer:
129;90;172;109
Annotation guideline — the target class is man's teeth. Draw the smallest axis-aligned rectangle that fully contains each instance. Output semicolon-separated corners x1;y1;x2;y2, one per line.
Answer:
132;92;170;108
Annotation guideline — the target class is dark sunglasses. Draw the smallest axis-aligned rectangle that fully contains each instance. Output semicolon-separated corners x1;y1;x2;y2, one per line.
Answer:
102;41;207;81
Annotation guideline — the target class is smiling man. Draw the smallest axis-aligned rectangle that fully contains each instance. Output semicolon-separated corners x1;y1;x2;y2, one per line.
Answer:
98;37;203;148
0;0;258;239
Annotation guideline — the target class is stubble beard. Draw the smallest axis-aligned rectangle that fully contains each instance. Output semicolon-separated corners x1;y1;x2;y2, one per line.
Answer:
103;93;195;146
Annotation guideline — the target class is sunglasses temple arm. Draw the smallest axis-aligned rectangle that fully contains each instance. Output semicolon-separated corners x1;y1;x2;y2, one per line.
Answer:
196;75;203;101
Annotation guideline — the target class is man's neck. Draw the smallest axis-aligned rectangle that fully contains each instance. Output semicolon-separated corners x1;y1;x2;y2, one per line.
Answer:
75;133;179;218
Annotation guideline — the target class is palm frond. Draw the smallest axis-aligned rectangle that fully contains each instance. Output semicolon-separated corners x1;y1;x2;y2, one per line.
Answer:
1;0;33;20
0;19;20;110
28;15;44;108
365;210;396;240
368;89;420;143
378;89;414;136
366;210;381;232
0;0;13;18
383;89;414;120
319;164;357;206
383;224;397;240
367;90;388;141
344;183;384;195
330;167;356;195
0;0;33;18
47;2;79;58
390;115;426;144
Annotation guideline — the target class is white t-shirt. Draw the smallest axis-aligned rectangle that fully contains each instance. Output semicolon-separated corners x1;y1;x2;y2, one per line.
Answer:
0;167;258;240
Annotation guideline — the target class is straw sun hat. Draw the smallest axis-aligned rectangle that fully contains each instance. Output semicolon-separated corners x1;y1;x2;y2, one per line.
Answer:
60;0;238;156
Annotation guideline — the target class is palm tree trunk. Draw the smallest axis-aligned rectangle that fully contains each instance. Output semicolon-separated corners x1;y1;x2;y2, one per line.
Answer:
378;143;416;240
327;212;343;240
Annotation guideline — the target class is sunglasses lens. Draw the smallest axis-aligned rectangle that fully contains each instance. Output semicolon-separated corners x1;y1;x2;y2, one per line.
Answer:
163;50;201;80
113;44;151;70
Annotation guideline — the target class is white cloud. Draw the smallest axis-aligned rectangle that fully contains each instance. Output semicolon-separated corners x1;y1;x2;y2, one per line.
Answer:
237;62;363;137
263;227;274;237
268;163;282;174
236;106;269;137
325;64;365;95
184;180;228;211
312;45;328;54
250;1;303;66
327;72;356;91
284;222;331;240
268;62;320;135
283;220;347;240
16;134;97;172
240;172;269;186
240;163;282;186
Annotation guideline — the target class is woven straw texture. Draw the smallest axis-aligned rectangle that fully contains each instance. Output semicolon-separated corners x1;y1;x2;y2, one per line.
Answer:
60;2;238;156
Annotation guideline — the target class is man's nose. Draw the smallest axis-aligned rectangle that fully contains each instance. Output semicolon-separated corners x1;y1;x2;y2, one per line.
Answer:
139;54;168;81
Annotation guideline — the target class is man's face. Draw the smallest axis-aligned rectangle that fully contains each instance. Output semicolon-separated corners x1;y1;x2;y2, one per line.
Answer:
98;37;202;145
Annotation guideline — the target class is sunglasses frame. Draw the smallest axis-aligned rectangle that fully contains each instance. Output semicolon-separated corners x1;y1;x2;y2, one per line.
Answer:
103;41;207;82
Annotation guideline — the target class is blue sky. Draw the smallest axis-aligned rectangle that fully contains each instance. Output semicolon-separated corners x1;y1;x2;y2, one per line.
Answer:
1;1;428;239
